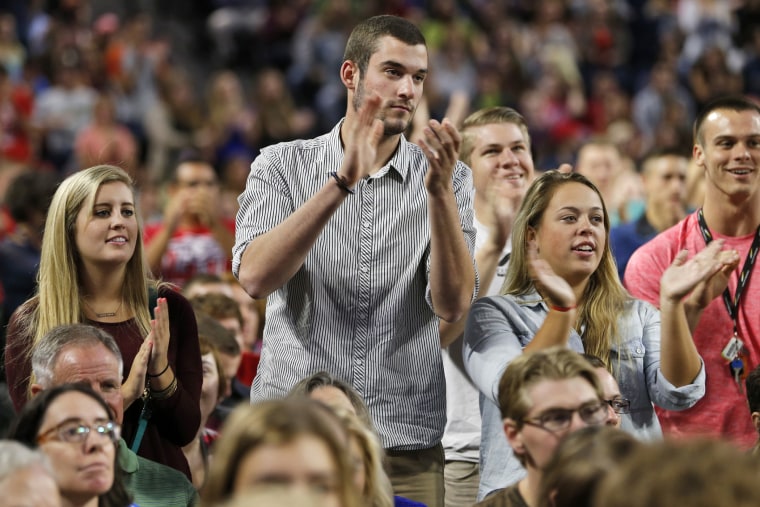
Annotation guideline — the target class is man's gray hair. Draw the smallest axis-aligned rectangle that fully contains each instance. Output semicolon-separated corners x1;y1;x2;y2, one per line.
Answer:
31;324;123;387
0;441;54;481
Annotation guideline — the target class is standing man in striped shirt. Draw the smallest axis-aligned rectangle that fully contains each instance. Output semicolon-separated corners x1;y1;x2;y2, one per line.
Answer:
232;15;477;507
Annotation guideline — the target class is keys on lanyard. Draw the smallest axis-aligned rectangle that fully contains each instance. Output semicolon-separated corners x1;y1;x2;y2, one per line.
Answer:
697;208;759;394
730;357;745;392
722;334;747;392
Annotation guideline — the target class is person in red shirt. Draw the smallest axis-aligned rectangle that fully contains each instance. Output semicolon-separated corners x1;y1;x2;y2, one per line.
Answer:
626;95;759;447
144;153;235;288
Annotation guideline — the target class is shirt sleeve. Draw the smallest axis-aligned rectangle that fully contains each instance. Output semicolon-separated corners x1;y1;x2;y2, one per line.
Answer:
624;234;671;306
463;296;526;403
149;288;203;446
638;301;706;410
232;147;294;277
4;307;33;412
454;160;479;302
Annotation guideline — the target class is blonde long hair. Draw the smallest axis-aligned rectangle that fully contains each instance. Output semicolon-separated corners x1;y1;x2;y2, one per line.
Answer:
339;413;394;507
503;170;629;364
17;165;153;347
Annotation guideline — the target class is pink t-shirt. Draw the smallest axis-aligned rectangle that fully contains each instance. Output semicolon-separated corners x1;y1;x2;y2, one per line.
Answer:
625;212;759;448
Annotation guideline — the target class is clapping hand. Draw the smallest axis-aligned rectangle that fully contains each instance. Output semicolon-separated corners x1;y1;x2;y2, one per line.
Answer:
147;297;171;376
485;179;525;250
661;240;741;305
338;93;384;187
122;336;152;410
419;118;461;196
527;242;576;309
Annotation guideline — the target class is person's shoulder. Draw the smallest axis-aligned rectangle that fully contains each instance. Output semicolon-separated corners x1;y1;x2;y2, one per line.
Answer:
471;293;537;320
136;454;191;482
630;213;695;260
133;454;197;501
627;296;659;317
610;220;638;238
156;284;191;309
260;129;333;156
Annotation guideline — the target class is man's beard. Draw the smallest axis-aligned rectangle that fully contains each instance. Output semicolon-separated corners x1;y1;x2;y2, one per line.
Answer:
352;78;414;136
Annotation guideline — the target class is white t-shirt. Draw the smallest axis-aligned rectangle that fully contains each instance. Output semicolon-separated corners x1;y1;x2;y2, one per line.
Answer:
442;214;511;462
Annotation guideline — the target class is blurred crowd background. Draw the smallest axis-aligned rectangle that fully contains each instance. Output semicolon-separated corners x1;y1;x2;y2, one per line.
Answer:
0;0;756;226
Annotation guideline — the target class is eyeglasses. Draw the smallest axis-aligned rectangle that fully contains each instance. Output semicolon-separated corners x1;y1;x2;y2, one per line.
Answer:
37;420;121;445
605;397;631;415
521;401;609;433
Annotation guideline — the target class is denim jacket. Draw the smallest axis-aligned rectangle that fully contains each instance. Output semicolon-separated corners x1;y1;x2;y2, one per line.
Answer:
463;289;706;499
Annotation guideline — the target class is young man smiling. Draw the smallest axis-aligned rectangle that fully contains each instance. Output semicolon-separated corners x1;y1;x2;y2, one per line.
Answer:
439;107;536;507
233;15;477;506
626;95;759;447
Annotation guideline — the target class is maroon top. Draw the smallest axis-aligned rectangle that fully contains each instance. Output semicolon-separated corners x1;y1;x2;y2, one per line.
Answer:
5;286;202;480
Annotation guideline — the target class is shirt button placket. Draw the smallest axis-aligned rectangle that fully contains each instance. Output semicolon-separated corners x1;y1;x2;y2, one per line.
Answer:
354;182;373;394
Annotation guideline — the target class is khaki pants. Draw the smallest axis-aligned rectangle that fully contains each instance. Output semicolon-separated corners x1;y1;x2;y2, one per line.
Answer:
386;443;445;507
444;460;480;507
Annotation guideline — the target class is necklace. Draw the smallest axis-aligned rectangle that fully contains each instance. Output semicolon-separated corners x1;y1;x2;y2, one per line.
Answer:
82;297;124;318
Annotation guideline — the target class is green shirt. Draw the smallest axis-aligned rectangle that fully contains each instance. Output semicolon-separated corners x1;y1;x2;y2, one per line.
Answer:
119;439;199;507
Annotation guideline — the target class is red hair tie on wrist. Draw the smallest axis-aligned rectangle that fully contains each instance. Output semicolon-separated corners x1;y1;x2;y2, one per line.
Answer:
550;303;577;312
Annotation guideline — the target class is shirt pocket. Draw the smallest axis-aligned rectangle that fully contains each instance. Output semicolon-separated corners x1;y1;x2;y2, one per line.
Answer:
610;336;649;412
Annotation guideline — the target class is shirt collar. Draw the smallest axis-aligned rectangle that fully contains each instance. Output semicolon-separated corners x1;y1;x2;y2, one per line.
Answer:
512;288;547;309
117;438;139;473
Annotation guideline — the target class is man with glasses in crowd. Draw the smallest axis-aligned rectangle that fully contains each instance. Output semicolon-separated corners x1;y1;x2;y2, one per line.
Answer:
474;347;610;507
583;354;630;429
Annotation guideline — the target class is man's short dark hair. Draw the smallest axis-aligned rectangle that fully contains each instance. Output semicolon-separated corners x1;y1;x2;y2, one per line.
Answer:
693;95;760;145
343;15;426;75
195;311;240;356
5;171;60;223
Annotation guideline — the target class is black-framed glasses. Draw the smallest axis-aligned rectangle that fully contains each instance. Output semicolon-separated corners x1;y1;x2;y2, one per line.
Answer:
605;397;631;415
521;401;609;433
37;420;121;445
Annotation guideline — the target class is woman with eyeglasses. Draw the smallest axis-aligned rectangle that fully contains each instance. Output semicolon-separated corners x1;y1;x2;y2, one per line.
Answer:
7;383;135;507
464;171;737;499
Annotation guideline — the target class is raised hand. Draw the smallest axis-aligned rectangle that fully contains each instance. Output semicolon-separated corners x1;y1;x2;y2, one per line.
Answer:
419;118;461;195
188;188;219;228
661;240;741;304
163;189;191;231
339;93;384;187
147;297;171;375
122;336;152;410
527;242;576;308
485;179;525;249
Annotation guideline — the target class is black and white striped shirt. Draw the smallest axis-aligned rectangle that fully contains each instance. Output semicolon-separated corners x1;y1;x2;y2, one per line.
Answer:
233;121;476;449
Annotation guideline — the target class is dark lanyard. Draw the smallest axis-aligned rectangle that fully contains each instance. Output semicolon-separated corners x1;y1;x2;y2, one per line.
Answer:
696;208;760;336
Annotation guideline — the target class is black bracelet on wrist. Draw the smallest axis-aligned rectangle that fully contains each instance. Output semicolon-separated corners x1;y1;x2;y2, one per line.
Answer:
330;172;355;194
150;375;178;400
147;362;170;378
